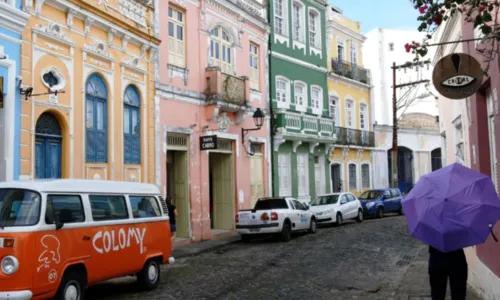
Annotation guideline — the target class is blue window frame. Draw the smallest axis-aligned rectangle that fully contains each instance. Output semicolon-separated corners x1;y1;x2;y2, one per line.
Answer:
123;85;141;164
85;74;108;163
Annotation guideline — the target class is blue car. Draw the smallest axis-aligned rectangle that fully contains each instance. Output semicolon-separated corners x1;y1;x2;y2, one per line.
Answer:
358;188;404;218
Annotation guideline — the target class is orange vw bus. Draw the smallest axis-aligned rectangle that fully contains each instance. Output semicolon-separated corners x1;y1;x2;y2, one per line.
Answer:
0;179;174;300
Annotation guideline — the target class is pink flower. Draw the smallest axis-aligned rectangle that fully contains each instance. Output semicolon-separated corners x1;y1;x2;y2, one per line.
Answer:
479;5;486;12
440;9;446;14
404;43;412;53
419;5;428;14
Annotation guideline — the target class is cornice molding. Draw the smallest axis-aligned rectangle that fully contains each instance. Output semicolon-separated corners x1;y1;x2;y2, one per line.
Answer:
0;3;30;35
328;72;371;90
327;21;366;43
206;0;269;31
271;51;328;73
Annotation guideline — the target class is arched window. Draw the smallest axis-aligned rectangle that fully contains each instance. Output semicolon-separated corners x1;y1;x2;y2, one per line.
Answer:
85;74;108;163
123;85;141;164
209;26;234;74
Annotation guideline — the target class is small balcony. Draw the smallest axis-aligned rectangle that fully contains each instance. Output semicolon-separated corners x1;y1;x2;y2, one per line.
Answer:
334;127;375;147
331;58;370;85
274;112;336;140
204;67;250;111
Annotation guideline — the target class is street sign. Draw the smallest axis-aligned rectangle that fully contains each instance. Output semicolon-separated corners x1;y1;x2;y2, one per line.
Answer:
0;76;3;109
200;135;217;150
432;53;484;100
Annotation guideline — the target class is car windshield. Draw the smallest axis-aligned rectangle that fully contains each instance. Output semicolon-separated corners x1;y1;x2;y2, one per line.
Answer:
311;195;339;206
0;189;41;228
254;198;288;210
358;190;382;200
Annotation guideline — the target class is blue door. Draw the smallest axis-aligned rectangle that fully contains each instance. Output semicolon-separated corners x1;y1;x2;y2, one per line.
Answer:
35;113;62;179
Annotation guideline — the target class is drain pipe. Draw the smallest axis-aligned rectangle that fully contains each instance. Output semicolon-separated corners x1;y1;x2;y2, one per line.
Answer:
267;1;276;196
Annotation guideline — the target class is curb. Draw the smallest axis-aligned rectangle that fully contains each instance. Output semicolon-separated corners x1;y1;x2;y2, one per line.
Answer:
173;237;242;259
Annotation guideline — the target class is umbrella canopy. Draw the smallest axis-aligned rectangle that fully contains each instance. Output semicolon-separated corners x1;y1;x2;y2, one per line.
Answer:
402;163;500;252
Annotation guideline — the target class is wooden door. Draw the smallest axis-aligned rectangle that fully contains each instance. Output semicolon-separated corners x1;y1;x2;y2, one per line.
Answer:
173;151;189;238
212;153;235;230
250;154;264;207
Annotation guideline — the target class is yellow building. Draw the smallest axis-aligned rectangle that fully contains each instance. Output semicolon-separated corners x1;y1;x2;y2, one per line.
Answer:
326;4;374;196
20;0;160;183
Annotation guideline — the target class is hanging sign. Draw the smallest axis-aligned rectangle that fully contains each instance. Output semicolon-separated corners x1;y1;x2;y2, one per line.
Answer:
200;135;217;151
0;76;3;109
432;53;484;100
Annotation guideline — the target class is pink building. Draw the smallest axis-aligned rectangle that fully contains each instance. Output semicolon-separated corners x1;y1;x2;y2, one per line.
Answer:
156;0;270;243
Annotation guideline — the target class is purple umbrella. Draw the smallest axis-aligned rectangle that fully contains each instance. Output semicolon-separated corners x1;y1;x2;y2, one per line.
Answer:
402;163;500;252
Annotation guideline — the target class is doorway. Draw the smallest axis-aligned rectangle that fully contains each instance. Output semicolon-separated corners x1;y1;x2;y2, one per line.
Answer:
209;142;235;230
249;143;264;207
166;150;189;238
331;163;342;192
35;112;62;179
431;148;442;171
315;155;325;195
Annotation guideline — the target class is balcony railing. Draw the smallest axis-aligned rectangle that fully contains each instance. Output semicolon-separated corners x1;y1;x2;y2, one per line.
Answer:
276;112;335;139
204;67;249;108
331;58;370;85
334;127;375;147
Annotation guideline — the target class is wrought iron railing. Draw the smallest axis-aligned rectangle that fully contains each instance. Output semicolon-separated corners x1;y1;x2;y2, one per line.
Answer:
331;58;370;85
334;127;375;147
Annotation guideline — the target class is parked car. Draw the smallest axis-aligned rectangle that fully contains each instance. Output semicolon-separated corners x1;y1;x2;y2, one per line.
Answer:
359;188;404;218
235;197;316;242
309;193;363;226
401;184;415;197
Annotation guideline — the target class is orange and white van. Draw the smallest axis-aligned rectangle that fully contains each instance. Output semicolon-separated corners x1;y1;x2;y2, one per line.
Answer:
0;179;174;300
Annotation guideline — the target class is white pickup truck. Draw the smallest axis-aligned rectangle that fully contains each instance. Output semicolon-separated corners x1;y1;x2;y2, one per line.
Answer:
235;197;317;242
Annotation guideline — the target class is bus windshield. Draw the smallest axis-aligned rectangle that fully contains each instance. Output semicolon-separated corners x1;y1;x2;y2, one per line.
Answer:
0;189;41;228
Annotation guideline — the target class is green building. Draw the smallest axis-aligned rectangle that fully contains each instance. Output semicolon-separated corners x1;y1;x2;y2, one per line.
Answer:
268;0;334;201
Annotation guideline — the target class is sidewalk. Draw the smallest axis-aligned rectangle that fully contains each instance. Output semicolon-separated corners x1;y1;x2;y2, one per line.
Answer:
395;245;483;300
172;234;241;259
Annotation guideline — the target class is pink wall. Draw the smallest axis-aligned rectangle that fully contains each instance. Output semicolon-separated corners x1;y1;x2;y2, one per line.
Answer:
159;0;269;241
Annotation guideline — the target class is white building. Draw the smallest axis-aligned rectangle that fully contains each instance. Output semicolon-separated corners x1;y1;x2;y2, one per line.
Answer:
363;28;439;126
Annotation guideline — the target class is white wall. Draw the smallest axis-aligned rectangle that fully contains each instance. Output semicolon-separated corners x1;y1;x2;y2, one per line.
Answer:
364;29;439;126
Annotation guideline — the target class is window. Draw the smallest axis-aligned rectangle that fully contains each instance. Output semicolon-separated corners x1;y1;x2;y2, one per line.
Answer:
168;6;185;67
348;163;357;190
274;0;287;36
292;2;304;42
329;95;340;125
46;195;85;224
249;43;259;90
390;189;401;198
347;194;356;202
130;196;162;218
124;85;141;164
209;26;234;74
346;99;354;128
297;152;310;196
309;10;318;48
389;42;394;51
350;44;357;65
361;164;370;189
487;89;498;192
278;152;292;196
311;86;322;115
89;195;129;221
454;118;465;161
294;82;306;111
360;103;367;130
86;74;108;163
0;189;41;227
276;77;290;107
337;38;345;61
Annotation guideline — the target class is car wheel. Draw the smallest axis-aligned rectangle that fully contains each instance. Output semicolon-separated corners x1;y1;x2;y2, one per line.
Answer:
376;207;384;218
309;218;317;234
336;213;343;226
280;221;292;242
241;234;252;243
137;258;161;290
54;271;86;300
356;209;363;223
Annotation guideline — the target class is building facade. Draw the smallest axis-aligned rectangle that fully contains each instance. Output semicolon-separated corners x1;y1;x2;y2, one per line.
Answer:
326;5;374;196
371;113;442;191
0;0;29;181
270;0;332;202
157;0;270;242
459;10;500;300
19;0;160;182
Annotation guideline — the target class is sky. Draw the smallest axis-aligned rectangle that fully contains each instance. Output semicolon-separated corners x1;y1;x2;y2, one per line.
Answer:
328;0;421;34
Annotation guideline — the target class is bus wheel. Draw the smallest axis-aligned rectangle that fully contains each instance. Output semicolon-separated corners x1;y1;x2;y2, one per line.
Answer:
54;271;85;300
138;259;161;290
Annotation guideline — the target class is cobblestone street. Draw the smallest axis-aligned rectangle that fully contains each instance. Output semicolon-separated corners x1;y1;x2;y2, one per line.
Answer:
85;216;481;300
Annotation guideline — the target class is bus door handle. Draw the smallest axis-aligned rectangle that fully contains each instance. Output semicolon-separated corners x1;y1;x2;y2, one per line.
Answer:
83;235;91;241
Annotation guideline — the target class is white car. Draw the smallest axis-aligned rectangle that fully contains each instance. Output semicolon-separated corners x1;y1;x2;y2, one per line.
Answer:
235;197;316;242
309;192;363;226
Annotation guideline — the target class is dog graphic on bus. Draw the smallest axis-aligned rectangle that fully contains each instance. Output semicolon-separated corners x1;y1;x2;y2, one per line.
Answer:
37;235;61;272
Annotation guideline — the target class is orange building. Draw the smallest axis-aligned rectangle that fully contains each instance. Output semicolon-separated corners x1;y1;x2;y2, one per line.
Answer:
19;0;160;183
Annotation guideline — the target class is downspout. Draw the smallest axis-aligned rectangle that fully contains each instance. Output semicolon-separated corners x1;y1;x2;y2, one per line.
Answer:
267;0;276;196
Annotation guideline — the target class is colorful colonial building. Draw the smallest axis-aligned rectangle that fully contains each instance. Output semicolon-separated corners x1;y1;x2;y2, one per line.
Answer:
157;0;270;242
0;0;29;181
19;0;160;183
270;0;332;202
326;4;374;195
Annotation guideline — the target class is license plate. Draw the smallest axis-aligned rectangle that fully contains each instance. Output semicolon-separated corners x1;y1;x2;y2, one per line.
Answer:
239;215;250;221
248;219;263;225
249;228;260;232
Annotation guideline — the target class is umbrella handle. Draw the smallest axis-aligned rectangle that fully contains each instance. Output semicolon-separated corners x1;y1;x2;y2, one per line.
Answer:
490;224;498;242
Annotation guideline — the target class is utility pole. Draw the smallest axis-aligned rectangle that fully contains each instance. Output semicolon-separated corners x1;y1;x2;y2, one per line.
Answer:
391;60;431;188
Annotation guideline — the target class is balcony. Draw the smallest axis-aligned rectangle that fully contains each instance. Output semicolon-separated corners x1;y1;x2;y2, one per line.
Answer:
204;67;250;111
331;58;370;85
334;127;375;147
275;112;336;141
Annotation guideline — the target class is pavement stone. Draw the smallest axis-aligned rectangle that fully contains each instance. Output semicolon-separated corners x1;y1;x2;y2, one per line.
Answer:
85;215;485;300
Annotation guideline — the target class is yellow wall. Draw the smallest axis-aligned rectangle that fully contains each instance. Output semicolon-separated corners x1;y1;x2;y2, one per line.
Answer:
20;0;160;183
329;148;372;196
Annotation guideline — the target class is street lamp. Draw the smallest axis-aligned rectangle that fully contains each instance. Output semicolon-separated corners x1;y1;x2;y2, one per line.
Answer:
242;108;265;155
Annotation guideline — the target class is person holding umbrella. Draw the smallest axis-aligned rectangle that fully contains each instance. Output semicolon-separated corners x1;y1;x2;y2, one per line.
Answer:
402;163;500;300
